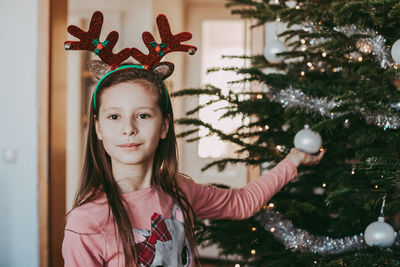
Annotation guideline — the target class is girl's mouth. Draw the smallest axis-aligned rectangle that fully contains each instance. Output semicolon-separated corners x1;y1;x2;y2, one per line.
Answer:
119;143;141;150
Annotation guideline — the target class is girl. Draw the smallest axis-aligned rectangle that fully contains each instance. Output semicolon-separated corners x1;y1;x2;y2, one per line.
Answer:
62;65;325;267
62;11;325;267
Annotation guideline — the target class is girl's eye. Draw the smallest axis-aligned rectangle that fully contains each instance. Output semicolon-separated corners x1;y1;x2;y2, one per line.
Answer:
108;114;119;120
137;113;150;119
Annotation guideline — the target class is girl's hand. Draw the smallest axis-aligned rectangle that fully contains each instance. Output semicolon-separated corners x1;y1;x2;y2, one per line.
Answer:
285;147;326;167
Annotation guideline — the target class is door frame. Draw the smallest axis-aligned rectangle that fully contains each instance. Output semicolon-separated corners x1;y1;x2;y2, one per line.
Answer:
38;0;68;266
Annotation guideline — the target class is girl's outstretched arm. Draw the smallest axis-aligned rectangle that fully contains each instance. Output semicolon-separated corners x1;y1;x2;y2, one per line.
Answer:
180;148;325;220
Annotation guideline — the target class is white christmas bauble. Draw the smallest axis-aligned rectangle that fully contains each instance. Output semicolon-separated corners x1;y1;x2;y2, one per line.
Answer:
285;0;297;8
391;39;400;64
364;217;396;247
294;125;322;154
264;40;286;64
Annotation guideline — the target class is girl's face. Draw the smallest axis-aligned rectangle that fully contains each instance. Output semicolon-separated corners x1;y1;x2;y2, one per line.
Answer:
95;81;169;169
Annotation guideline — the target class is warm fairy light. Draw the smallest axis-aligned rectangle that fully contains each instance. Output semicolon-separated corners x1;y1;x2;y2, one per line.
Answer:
310;66;315;70
381;175;384;178
333;67;338;72
375;185;379;189
358;56;363;62
351;169;355;175
322;51;327;57
301;71;305;76
276;145;282;150
256;94;263;99
268;203;275;208
251;249;256;255
265;125;270;130
322;183;327;187
235;264;240;267
314;261;318;264
301;39;306;44
295;5;300;9
270;227;276;232
259;127;264;131
252;227;257;232
307;62;313;67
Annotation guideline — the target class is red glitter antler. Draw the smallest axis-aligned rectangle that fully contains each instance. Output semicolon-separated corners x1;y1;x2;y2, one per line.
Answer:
131;14;197;69
64;11;131;69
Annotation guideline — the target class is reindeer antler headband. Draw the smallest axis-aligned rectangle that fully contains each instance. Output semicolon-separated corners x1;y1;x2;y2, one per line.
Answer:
64;11;197;109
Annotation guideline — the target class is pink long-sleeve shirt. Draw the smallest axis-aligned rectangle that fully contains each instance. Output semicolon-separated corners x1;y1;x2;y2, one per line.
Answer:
62;159;297;267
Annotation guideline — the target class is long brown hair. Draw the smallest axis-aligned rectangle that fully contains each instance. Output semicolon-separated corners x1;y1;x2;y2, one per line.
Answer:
72;67;197;266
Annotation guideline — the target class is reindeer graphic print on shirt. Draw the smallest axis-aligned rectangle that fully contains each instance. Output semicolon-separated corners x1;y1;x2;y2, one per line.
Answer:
133;204;192;267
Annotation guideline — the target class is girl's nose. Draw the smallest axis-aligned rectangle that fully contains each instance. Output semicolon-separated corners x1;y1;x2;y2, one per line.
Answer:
122;121;137;136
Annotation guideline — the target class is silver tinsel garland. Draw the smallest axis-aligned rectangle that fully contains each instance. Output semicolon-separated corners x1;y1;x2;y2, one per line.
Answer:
333;25;394;69
301;23;396;68
254;206;400;253
266;86;400;130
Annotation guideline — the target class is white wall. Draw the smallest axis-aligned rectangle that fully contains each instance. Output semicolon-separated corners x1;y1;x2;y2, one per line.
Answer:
0;0;39;266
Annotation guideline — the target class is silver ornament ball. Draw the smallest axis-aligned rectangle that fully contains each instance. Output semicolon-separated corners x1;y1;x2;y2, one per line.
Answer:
391;39;400;65
264;40;286;64
285;0;297;8
364;217;396;247
294;124;322;154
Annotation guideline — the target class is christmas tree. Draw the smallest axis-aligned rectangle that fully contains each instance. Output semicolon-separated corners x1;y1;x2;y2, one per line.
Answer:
173;0;400;266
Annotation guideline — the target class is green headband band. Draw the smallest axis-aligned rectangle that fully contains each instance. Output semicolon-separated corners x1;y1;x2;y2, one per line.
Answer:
93;65;169;113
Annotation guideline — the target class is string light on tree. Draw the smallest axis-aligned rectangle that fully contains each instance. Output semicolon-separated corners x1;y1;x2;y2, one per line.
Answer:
344;118;350;128
356;39;373;54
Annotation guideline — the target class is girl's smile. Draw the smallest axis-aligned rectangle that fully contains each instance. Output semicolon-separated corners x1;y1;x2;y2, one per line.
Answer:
119;143;142;150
